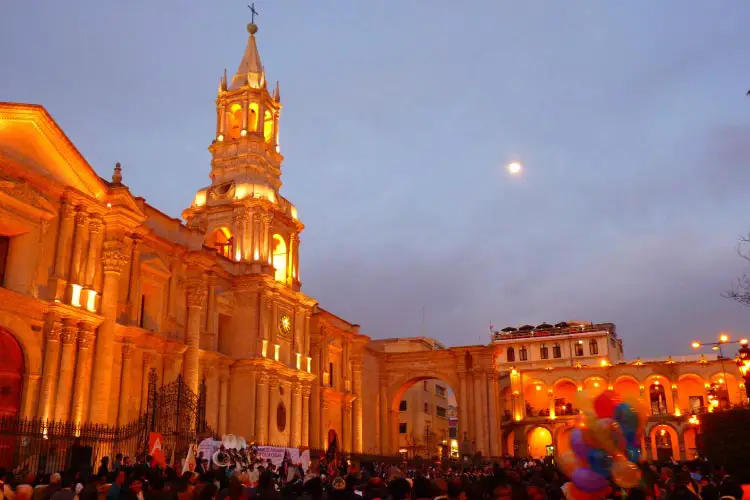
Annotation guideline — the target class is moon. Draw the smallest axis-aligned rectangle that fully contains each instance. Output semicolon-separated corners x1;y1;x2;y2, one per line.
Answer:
506;161;522;175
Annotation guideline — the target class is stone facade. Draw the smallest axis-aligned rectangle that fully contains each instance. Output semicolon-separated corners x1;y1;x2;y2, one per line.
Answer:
0;22;744;462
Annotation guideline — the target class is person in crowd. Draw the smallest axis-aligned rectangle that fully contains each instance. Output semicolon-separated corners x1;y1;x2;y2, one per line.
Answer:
106;471;125;500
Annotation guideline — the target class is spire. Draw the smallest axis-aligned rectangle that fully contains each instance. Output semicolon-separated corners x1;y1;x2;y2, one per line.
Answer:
112;162;122;184
273;80;280;102
230;22;263;90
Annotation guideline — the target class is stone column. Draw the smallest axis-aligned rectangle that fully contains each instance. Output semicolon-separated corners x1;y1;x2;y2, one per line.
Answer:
480;371;490;453
53;201;75;280
261;214;273;263
671;384;680;415
81;216;103;307
53;318;78;421
127;236;142;325
678;433;687;461
89;241;127;424
352;359;364;453
251;213;261;261
343;399;353;453
166;257;180;322
184;278;206;393
140;351;153;413
219;106;226;136
644;436;653;461
233;214;244;261
118;342;134;426
291;381;302;448
301;384;311;447
255;373;270;443
268;378;280;445
472;371;484;454
458;371;470;443
487;372;499;457
71;323;94;424
68;210;88;286
37;316;62;420
309;341;321;448
380;376;390;454
205;273;217;350
321;399;330;450
219;369;230;435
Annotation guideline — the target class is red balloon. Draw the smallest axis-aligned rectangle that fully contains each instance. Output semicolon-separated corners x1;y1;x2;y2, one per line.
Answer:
593;390;621;418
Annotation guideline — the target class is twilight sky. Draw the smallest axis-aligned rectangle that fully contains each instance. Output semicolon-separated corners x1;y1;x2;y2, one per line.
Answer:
3;1;750;358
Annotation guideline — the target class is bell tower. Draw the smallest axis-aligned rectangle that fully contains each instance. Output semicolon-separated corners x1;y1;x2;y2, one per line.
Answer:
183;19;303;290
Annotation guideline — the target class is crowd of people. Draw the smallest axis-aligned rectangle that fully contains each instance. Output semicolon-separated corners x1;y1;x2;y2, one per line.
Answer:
1;452;749;500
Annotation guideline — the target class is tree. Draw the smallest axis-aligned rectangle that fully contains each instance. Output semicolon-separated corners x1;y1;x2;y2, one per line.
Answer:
724;235;750;306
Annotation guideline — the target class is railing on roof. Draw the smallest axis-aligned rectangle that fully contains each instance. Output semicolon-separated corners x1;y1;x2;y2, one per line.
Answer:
491;323;616;342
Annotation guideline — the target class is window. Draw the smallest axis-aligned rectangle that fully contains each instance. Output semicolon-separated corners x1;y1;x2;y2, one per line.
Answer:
424;402;430;413
0;236;8;286
399;400;407;411
329;362;334;387
436;385;446;397
399;423;407;434
540;344;549;360
436;406;447;418
449;427;457;439
553;344;561;358
574;341;584;357
589;339;599;355
519;346;528;361
507;347;515;362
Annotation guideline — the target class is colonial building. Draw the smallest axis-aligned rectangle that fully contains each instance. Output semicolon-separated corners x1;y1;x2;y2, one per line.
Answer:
0;19;746;467
0;21;371;456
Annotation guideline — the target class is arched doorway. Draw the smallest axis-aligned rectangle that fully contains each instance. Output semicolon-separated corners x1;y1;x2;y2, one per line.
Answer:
0;329;23;468
206;227;234;260
651;425;677;461
391;377;460;460
528;426;552;459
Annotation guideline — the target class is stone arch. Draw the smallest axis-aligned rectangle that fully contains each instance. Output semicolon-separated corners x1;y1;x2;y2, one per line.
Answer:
387;370;462;458
0;311;42;419
677;373;707;414
648;422;679;461
523;379;549;418
612;374;641;400
552;378;579;417
553;424;576;456
526;425;553;459
582;374;607;396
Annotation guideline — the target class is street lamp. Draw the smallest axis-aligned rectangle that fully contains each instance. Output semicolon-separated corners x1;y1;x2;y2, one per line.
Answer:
692;333;748;406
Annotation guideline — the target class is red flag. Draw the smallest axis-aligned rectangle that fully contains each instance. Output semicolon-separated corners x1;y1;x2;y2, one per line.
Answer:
149;432;166;467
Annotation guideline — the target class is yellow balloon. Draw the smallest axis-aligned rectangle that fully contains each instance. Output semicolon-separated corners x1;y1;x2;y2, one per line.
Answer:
612;454;642;488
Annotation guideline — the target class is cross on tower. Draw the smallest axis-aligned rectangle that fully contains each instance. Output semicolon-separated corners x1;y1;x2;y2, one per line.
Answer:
248;3;259;24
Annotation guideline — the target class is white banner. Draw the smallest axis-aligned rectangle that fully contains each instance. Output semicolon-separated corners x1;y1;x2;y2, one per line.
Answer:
256;446;300;467
198;438;221;466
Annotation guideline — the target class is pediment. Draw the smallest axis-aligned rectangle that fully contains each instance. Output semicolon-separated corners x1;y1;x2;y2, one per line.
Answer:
0;103;107;200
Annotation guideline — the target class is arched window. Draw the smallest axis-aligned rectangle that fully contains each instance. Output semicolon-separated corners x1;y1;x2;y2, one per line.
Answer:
263;110;274;142
519;346;528;361
207;228;233;259
271;234;288;282
507;347;515;362
540;344;549;360
589;339;599;355
248;102;259;132
228;103;243;140
650;384;667;415
552;344;562;358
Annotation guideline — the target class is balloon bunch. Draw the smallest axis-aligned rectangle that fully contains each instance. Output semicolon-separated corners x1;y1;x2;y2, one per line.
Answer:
557;391;646;499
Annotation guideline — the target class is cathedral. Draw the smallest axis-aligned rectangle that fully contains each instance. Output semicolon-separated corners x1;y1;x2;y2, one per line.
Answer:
0;19;744;465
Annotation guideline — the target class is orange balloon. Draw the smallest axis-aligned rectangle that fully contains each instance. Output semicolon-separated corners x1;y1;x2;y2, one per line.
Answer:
556;450;583;477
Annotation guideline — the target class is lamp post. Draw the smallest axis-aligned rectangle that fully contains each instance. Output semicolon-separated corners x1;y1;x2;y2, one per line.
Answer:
691;333;749;407
735;344;750;401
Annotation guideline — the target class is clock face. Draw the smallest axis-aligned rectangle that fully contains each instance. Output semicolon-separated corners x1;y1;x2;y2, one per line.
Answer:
279;313;292;336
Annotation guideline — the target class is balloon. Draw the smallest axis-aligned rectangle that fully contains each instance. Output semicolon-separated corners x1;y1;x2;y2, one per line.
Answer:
557;450;582;478
590;418;620;454
626;445;641;464
612;454;642;488
587;449;612;477
613;402;639;435
567;483;608;500
572;468;610;493
594;391;621;418
570;428;590;461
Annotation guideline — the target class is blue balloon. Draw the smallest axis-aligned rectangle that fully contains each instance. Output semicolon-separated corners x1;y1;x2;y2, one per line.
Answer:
587;449;611;477
626;445;641;463
614;402;639;435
